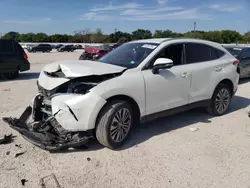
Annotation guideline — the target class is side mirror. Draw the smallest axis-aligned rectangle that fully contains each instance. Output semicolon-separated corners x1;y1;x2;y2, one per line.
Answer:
152;58;173;74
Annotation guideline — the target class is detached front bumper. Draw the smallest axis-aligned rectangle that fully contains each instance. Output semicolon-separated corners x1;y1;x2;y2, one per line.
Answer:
2;106;92;151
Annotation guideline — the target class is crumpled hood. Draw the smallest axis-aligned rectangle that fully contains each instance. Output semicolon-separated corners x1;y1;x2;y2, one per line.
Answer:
38;60;126;90
43;60;126;77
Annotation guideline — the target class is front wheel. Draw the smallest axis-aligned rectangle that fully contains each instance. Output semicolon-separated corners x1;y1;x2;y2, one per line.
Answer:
206;84;232;116
95;100;134;149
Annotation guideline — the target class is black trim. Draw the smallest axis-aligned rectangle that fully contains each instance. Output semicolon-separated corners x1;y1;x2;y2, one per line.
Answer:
141;100;210;123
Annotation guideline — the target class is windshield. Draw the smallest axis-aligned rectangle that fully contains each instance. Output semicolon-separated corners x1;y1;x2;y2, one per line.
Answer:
98;42;159;68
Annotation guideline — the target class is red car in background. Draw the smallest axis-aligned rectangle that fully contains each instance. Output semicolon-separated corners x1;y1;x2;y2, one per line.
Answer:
79;44;111;60
79;43;122;60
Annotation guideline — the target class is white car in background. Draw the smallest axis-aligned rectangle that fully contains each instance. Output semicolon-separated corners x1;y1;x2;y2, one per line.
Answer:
3;38;240;151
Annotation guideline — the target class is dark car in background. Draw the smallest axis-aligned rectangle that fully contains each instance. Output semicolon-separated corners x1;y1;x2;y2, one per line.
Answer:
54;44;63;49
224;46;250;78
0;39;30;79
74;44;83;49
27;44;52;53
57;45;75;52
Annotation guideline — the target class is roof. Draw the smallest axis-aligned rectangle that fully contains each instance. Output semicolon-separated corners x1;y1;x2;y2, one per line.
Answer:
130;38;172;44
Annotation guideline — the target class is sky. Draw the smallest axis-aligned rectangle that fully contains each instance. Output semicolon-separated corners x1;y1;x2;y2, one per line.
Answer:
0;0;249;35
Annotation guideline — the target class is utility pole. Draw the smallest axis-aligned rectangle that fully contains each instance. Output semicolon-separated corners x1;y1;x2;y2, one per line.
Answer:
193;22;196;32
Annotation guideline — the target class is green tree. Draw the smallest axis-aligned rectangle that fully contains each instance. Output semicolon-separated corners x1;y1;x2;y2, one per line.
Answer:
244;31;250;43
220;30;243;43
203;31;222;43
183;31;204;39
2;31;20;41
132;29;152;40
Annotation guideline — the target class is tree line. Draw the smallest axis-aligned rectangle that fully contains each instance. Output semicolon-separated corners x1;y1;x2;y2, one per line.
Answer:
1;28;250;44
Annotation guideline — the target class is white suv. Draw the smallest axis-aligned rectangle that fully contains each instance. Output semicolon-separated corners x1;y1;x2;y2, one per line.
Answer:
3;38;240;150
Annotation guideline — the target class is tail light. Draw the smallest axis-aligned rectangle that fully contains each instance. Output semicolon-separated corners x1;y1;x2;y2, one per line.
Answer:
24;53;28;61
233;60;239;65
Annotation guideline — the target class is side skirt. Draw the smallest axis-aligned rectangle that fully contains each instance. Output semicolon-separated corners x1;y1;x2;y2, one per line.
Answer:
141;100;210;123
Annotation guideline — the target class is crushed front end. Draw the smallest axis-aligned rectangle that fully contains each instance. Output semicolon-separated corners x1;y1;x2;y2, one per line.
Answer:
2;61;126;151
3;92;92;151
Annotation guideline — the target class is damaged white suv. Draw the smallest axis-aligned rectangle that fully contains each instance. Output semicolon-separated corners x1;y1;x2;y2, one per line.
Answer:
3;38;239;150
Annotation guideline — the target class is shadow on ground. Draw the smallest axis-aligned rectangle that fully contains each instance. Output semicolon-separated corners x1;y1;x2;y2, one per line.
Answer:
50;95;250;153
0;72;40;82
239;78;250;85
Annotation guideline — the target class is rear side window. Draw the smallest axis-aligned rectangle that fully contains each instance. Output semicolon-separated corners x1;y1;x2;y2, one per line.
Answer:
185;43;211;64
0;40;15;53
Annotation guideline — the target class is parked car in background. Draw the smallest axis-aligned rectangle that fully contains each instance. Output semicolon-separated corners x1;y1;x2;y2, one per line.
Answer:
21;44;28;49
54;44;64;49
79;44;111;60
57;45;75;52
27;44;52;53
3;38;239;150
224;46;250;78
0;39;30;79
74;44;83;49
110;43;123;51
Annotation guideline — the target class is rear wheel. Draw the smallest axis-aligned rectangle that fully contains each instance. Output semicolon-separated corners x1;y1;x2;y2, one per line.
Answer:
95;100;134;149
206;84;232;116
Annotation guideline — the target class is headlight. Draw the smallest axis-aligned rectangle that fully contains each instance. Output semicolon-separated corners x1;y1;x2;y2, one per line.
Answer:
68;82;97;94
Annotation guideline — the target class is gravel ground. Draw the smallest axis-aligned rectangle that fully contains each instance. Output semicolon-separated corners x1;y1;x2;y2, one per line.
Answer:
1;51;250;188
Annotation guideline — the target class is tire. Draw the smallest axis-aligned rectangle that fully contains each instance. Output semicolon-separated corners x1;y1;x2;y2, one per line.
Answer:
2;70;19;80
95;100;134;149
206;83;232;116
79;53;88;60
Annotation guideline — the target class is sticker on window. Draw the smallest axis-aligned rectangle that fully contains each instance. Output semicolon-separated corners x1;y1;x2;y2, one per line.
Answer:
130;61;135;64
142;44;157;50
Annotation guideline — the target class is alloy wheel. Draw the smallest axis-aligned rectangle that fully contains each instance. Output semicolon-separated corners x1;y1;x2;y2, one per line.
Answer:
215;88;230;114
110;108;132;143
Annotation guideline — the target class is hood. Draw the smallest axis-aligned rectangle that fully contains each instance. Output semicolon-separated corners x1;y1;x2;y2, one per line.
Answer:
43;60;126;78
38;60;126;90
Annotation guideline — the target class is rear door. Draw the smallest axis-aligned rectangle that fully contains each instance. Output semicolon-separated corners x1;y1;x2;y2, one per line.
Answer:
0;40;18;73
238;48;250;78
184;43;227;103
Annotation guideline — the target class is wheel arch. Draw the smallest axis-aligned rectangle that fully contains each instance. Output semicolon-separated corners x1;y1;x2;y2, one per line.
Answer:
214;79;234;96
95;94;141;128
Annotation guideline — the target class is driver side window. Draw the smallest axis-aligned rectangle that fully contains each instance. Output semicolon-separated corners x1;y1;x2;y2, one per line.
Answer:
147;43;184;69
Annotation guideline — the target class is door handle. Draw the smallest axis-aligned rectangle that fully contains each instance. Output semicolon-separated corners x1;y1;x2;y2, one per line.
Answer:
181;72;191;78
215;67;222;72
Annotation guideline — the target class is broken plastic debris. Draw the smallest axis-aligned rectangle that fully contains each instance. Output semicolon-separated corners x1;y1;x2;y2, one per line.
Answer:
15;152;26;158
189;126;199;132
40;173;61;188
15;144;22;148
21;179;28;186
87;157;91;161
0;134;16;145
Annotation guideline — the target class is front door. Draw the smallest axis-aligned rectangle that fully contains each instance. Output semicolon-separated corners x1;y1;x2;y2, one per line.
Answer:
141;43;191;115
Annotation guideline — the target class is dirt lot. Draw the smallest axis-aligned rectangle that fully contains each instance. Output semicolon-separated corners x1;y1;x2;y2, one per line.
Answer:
1;51;250;188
